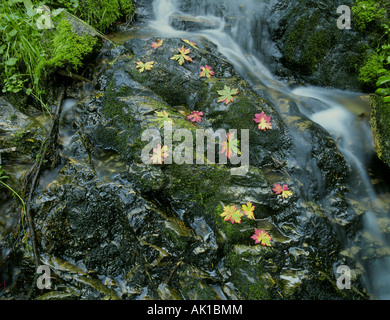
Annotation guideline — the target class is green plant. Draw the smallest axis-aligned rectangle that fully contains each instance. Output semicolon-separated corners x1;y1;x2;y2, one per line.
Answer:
353;0;390;102
352;0;387;31
75;0;134;32
0;0;100;110
358;52;385;88
0;0;46;103
376;73;390;102
36;17;99;76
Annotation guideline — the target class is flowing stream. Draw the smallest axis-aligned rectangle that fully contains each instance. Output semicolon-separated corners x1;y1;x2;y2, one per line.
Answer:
113;0;390;299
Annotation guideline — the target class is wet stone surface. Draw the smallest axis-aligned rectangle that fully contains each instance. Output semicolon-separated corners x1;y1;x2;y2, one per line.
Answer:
0;37;369;300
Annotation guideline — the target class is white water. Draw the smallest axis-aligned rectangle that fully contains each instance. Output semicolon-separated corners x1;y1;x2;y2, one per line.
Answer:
146;0;390;299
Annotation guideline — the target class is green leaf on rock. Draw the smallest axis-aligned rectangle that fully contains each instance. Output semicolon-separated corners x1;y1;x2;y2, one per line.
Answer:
136;61;154;73
171;46;193;65
217;85;239;105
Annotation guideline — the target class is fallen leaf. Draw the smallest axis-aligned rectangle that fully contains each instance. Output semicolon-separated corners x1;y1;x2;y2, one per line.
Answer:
151;144;169;164
221;132;241;159
220;205;243;224
200;65;215;78
217;86;239;105
242;202;255;220
272;183;293;199
253;111;272;131
251;229;272;246
171;46;193;65
136;61;154;73
182;39;198;48
187;111;204;123
151;39;163;49
152;110;174;129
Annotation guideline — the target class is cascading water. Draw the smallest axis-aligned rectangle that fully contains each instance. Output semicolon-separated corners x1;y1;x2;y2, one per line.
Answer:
131;0;390;298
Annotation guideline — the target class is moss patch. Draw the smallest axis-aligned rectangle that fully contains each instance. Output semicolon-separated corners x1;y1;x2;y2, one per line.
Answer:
370;94;390;168
76;0;135;32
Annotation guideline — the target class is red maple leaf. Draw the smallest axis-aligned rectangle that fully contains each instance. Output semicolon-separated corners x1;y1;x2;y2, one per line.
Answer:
251;229;272;246
151;39;163;49
253;112;272;131
272;183;293;198
187;111;204;123
151;144;169;164
200;65;215;78
221;132;241;159
220;205;243;224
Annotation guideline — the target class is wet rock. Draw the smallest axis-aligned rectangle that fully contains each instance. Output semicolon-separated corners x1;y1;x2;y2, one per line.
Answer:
0;37;369;300
269;0;369;91
170;14;220;31
369;95;390;169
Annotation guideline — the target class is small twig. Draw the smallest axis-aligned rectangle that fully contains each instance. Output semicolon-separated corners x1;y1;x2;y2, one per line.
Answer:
57;70;96;84
24;87;66;268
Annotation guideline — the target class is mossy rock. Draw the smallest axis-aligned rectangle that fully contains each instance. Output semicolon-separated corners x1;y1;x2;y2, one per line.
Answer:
271;0;369;90
369;94;390;168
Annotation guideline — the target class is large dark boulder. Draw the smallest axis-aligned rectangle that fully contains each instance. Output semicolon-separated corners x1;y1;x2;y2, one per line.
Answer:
269;0;369;91
0;37;368;300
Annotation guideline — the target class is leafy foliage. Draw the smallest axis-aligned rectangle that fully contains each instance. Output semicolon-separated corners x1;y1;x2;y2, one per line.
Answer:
171;46;193;65
251;229;272;246
217;86;239;105
187;111;204;123
200;65;214;78
151;144;169;164
272;184;293;199
353;0;390;102
376;74;390;102
352;0;387;31
73;0;135;32
0;1;101;109
136;61;154;73
221;132;241;159
220;205;243;224
151;39;163;50
253;112;272;131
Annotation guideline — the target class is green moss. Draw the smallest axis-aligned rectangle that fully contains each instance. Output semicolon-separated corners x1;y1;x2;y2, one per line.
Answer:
36;17;99;79
165;164;230;205
283;11;334;74
213;204;256;244
76;0;135;32
225;252;270;300
358;52;384;90
352;0;387;31
370;94;390;167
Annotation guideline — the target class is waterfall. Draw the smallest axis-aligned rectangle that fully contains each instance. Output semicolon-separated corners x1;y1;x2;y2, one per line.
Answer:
150;0;278;69
144;0;390;299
